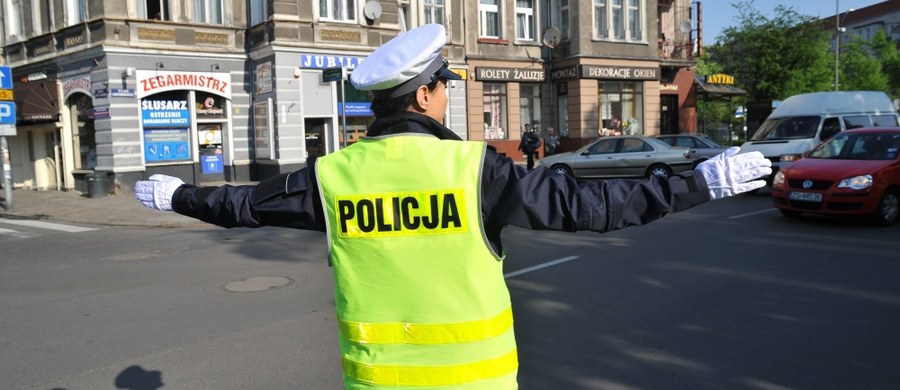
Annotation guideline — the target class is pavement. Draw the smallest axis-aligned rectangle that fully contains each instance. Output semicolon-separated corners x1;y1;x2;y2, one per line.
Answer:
0;187;208;228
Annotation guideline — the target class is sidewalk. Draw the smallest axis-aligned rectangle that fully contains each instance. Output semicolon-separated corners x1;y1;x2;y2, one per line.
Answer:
0;188;205;228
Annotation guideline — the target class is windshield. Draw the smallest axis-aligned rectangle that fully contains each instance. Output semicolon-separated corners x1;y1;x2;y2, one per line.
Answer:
751;116;821;141
808;132;900;160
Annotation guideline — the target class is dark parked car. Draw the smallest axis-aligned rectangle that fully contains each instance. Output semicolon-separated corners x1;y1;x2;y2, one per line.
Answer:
771;127;900;225
655;134;728;167
538;135;693;179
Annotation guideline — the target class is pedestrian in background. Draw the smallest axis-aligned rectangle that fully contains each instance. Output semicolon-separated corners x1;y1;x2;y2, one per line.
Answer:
134;24;771;390
518;124;542;171
544;126;560;155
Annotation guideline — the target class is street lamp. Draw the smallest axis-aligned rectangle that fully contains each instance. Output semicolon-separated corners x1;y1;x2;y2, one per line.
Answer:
834;1;854;91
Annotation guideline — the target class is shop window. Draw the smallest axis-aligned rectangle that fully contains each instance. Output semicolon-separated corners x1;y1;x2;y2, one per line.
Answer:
70;94;96;170
479;0;501;38
519;84;541;132
320;0;356;22
195;92;227;120
483;83;508;140
599;81;643;136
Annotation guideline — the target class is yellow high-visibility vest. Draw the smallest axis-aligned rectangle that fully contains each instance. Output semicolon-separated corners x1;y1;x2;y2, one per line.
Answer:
316;134;518;389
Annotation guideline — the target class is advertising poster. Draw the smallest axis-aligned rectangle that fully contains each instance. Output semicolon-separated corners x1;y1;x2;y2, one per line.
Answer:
144;128;190;162
141;99;190;128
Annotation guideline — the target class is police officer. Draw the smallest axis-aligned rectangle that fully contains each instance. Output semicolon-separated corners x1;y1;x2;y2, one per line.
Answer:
135;24;771;390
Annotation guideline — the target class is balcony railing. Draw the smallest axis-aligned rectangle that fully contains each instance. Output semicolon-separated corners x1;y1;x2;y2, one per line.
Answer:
658;40;695;61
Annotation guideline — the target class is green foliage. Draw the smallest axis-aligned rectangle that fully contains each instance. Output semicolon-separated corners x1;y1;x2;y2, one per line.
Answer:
867;30;900;99
707;1;835;102
839;37;889;92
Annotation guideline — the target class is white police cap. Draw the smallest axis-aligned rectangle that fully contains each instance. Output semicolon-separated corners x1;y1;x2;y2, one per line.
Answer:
350;24;461;99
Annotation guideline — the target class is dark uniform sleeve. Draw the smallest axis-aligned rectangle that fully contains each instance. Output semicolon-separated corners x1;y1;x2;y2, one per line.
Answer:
480;149;710;252
171;164;326;231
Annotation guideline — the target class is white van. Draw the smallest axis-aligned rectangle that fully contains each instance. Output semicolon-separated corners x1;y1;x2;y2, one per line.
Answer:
739;91;900;182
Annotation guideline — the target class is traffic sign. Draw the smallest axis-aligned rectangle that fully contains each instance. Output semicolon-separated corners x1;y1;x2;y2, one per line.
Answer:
0;124;15;136
0;101;16;125
0;90;13;101
0;66;11;90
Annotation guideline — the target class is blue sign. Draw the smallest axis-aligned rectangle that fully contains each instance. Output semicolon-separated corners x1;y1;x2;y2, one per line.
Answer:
201;154;224;174
337;102;373;117
0;101;16;125
143;128;191;162
0;66;12;90
141;99;190;128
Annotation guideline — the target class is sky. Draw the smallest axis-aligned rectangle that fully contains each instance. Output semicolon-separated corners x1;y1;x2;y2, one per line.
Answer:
700;0;885;45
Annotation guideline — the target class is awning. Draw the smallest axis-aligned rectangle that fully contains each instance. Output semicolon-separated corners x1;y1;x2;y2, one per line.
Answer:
694;75;746;100
14;80;60;123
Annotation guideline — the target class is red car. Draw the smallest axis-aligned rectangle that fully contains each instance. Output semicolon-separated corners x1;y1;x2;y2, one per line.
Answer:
771;127;900;225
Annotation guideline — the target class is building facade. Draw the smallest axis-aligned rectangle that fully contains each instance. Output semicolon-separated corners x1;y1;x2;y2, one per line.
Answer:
0;0;700;194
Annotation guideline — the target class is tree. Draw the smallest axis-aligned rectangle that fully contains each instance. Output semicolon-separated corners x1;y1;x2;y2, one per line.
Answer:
839;36;889;92
866;29;900;100
706;1;833;102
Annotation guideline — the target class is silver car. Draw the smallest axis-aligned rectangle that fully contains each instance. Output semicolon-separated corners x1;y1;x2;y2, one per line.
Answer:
655;134;728;167
538;135;694;179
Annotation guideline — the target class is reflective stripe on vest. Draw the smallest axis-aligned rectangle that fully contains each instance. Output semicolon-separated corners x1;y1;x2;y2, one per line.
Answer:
343;349;518;387
340;306;513;345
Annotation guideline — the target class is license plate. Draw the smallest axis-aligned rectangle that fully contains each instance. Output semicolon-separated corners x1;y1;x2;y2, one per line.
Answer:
789;191;823;202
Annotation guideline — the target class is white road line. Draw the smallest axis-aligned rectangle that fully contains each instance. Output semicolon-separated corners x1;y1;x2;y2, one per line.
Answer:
0;227;37;239
728;208;777;220
0;219;98;233
504;256;580;279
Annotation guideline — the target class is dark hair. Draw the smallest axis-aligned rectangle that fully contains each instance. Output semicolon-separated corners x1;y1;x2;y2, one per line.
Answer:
370;79;443;118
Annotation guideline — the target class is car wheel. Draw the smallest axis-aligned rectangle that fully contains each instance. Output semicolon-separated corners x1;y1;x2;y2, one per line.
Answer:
872;189;899;226
779;208;801;218
647;164;671;179
551;164;573;177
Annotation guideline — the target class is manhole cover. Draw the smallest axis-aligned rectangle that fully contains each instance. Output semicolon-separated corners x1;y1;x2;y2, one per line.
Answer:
224;276;293;292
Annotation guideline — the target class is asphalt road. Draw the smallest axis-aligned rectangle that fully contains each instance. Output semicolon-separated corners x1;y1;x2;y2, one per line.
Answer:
2;192;899;389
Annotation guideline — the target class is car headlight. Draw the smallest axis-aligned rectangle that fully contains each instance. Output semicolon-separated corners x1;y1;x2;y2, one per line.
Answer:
772;171;785;187
780;154;803;163
837;175;873;190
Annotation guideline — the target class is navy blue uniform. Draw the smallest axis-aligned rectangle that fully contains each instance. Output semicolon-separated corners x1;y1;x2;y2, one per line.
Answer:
172;113;711;255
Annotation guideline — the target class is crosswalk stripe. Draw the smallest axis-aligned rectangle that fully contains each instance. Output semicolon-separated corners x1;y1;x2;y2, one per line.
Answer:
0;227;39;239
0;219;98;233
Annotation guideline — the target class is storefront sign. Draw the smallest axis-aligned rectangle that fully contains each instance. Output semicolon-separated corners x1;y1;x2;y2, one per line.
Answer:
201;154;224;174
92;107;110;119
550;66;579;81
62;76;91;100
580;65;659;80
300;54;364;70
475;67;546;82
195;94;226;119
706;74;735;85
143;128;190;162
660;84;679;92
136;70;231;99
141;99;190;127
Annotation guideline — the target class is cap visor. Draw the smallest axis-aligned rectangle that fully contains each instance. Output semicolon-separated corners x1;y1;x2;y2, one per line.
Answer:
436;66;462;81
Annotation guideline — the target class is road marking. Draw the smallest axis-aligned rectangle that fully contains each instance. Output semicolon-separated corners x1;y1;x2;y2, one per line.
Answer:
728;208;777;220
505;256;580;279
0;227;38;239
0;218;97;233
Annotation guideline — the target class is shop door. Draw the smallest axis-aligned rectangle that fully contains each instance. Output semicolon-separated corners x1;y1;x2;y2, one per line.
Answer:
660;95;679;135
198;123;225;183
304;118;330;159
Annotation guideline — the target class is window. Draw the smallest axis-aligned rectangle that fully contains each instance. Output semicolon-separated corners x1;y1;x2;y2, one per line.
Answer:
593;0;643;41
483;83;508;140
599;81;643;136
4;0;24;39
557;0;570;39
515;0;535;41
321;0;356;22
519;84;541;131
557;83;568;137
844;115;871;130
193;0;223;25
479;0;501;38
65;0;86;26
250;0;266;25
141;0;170;20
424;0;445;26
873;115;900;127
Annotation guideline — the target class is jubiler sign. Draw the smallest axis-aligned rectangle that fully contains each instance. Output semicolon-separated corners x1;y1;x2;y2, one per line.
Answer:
475;67;546;82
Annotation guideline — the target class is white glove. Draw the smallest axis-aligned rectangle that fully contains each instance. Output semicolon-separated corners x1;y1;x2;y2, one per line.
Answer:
696;146;772;200
134;174;185;211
